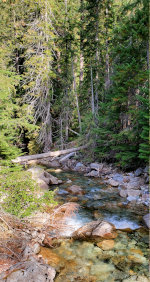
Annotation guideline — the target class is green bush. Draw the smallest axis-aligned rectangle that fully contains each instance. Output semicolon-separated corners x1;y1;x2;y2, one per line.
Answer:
0;165;57;217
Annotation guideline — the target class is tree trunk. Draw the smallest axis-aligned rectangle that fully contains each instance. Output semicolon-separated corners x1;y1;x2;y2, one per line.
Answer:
72;58;82;132
12;144;89;163
90;64;95;115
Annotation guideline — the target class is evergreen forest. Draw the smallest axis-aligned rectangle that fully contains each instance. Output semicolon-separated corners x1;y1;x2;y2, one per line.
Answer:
0;0;149;169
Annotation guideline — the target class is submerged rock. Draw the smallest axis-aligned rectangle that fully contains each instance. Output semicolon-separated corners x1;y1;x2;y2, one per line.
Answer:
97;240;115;250
123;276;149;282
67;185;84;195
90;262;115;280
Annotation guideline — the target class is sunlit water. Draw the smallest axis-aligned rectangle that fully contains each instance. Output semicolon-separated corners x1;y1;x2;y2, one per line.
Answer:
42;168;149;282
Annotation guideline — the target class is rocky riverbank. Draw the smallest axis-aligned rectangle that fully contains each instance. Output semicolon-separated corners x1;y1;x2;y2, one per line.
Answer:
0;155;149;281
28;155;149;211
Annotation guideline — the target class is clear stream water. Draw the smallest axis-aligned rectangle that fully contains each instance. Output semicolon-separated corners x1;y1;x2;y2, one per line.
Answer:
41;168;149;282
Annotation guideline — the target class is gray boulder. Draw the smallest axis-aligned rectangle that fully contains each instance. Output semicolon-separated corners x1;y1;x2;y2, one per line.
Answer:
90;163;103;171
134;168;143;177
127;189;141;197
0;260;56;282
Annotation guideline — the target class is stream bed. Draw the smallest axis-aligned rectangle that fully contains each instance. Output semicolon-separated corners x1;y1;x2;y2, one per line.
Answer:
41;168;149;282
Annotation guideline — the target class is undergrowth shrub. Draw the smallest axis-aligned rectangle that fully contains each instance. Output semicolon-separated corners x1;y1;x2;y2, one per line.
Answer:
0;165;57;217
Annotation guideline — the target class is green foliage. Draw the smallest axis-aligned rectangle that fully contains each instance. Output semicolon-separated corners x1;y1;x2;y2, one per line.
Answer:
0;165;57;218
0;0;149;170
138;84;149;161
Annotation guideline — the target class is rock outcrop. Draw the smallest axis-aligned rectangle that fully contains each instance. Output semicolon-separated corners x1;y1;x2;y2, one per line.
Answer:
0;259;56;282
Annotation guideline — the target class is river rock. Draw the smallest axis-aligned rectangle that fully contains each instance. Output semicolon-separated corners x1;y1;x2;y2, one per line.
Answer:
127;196;137;202
112;173;123;183
72;220;117;240
36;179;49;190
67;185;84;195
127;189;141;197
85;170;99;177
144;176;149;184
134;168;143;177
108;179;119;187
90;163;103;171
74;162;85;170
97;240;115;250
126;181;140;190
143;214;150;228
44;171;62;185
0;259;56;282
119;189;128;198
143;166;149;173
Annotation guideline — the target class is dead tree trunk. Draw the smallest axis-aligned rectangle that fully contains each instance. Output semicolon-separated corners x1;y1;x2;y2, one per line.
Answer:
72;58;82;133
12;144;88;163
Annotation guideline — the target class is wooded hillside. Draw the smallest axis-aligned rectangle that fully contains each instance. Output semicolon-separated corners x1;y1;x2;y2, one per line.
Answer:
0;0;149;169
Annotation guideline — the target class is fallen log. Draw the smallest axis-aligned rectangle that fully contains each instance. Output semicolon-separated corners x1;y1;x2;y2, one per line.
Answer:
59;152;75;163
12;144;88;163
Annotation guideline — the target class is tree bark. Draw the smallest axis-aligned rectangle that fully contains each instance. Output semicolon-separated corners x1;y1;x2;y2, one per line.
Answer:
90;64;95;115
12;144;88;163
72;58;82;132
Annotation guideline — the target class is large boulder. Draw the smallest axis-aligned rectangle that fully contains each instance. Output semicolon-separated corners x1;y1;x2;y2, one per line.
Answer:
67;185;84;195
28;167;62;190
0;259;56;282
72;220;117;240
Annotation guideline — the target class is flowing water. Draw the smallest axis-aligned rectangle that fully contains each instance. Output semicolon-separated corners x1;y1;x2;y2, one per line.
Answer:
41;168;149;282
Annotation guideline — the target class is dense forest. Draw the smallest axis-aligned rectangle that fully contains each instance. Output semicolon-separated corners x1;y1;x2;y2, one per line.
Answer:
0;0;149;169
